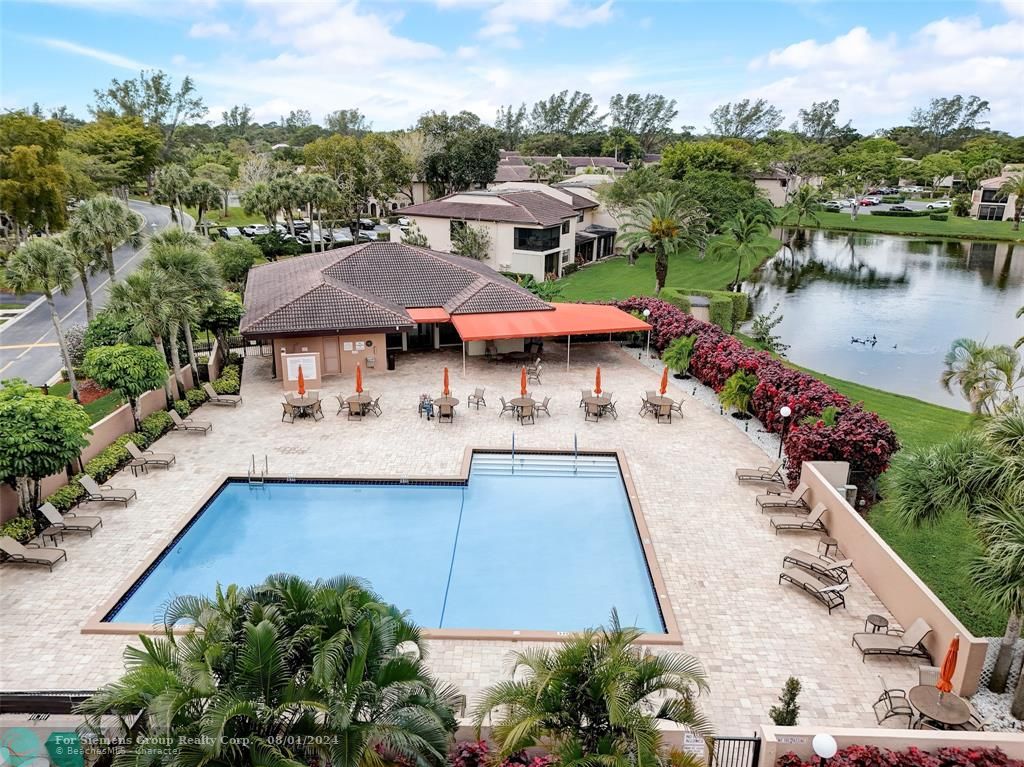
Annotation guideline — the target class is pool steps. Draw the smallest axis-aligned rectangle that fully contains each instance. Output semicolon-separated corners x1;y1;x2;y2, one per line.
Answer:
471;452;620;478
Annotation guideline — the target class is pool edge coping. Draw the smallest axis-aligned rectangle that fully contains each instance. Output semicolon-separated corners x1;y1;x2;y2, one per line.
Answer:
81;447;683;646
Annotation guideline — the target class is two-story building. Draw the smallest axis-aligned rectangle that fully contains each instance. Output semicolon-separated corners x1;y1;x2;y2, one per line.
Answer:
971;168;1021;221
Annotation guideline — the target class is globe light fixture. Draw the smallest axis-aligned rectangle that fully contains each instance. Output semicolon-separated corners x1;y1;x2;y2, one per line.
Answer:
778;405;793;458
812;733;838;765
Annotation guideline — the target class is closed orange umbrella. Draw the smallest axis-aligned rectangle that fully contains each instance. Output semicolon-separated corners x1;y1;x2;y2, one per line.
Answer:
355;364;363;394
443;367;450;397
659;366;669;395
594;366;602;395
936;634;959;694
297;365;306;396
520;366;527;396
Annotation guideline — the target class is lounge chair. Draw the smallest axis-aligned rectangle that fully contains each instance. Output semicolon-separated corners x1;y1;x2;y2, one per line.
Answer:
125;442;175;470
771;503;828;535
852;617;933;663
757;482;811;513
782;548;853;584
872;687;914;728
170;410;212;434
498;397;515;417
536;396;551;417
468;387;486;409
438;403;454;423
38;502;102;538
778;568;849;613
0;536;67;571
202;382;242;407
282;402;297;422
79;475;136;507
735;458;785;484
518;403;535;425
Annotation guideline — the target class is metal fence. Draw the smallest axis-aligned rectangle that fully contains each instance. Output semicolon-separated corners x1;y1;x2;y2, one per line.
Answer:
708;735;761;767
194;335;273;357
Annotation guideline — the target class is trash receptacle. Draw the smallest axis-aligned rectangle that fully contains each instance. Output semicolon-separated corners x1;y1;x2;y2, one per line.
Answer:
387;352;396;371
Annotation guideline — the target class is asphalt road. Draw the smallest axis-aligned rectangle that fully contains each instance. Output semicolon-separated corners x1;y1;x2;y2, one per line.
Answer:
0;201;179;385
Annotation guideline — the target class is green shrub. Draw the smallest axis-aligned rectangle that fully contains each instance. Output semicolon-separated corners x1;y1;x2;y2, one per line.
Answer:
0;516;37;543
718;369;759;415
867;209;931;217
45;481;85;512
174;399;191;417
880;195;905;204
662;287;748;331
662;335;696;375
375;230;391;242
83;435;134;484
227;352;243;365
659;289;691;313
185;387;208;409
213;364;241;395
139;410;173;444
561;263;578;276
708;295;733;330
929;213;949;221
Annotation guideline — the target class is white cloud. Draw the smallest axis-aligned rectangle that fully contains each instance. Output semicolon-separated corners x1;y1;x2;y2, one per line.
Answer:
475;0;612;43
455;45;480;59
997;0;1024;17
34;37;147;70
917;16;1024;57
189;21;232;38
750;27;889;70
479;21;516;38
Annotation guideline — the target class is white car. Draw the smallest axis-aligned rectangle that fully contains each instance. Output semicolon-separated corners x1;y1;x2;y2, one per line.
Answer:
927;200;951;210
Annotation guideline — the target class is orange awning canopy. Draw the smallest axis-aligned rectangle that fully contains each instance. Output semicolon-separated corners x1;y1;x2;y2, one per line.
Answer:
451;303;650;342
407;307;451;323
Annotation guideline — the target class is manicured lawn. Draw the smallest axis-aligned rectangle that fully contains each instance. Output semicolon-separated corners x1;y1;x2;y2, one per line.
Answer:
48;382;125;424
556;234;779;301
805;210;1024;242
0;302;26;309
186;205;264;228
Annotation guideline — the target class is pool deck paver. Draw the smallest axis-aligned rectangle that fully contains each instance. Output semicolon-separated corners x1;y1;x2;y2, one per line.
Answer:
0;343;920;731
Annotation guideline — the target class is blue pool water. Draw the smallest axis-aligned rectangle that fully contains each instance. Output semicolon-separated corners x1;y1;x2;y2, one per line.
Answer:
108;454;666;632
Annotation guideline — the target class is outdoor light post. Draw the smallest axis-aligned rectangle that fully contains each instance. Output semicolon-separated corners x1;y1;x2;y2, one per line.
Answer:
777;405;792;459
812;733;837;767
642;308;651;361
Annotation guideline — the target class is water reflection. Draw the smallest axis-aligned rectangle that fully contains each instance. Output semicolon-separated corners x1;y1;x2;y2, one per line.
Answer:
746;229;1023;410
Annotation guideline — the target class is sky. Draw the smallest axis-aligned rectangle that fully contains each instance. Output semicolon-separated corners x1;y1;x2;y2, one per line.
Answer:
2;0;1023;135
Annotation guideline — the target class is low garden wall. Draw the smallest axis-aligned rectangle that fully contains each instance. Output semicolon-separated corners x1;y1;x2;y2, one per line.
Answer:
801;461;987;697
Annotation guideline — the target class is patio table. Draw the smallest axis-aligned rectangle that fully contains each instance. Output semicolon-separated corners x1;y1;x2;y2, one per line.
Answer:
289;396;319;418
347;393;372;416
908;685;970;729
583;395;611;417
434;396;459;407
510;396;534;415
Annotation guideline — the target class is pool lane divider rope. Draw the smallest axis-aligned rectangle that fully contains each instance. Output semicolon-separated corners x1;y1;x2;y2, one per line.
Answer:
437;484;468;628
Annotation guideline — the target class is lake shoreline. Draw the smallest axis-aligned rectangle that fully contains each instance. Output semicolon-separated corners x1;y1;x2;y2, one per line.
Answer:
797;210;1024;243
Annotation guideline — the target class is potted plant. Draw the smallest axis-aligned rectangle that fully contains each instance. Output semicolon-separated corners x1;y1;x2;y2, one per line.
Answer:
718;370;758;420
662;335;696;379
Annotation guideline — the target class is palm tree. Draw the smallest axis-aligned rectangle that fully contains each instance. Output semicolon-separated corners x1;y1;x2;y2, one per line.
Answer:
78;575;459;767
618;190;709;294
941;337;1022;415
998;173;1024;231
4;240;82;401
300;174;340;253
60;230;103;321
107;270;182;401
187;179;222;236
69;195;143;284
153;163;192;227
710;209;775;292
240;181;279;228
473;610;711;766
781;185;820;243
270;175;300;235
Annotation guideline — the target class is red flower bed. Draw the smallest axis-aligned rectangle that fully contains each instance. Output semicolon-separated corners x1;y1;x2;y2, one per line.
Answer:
777;744;1022;767
615;297;900;500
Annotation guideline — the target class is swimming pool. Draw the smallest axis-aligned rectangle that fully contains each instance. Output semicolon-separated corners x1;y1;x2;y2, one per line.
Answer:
104;452;667;634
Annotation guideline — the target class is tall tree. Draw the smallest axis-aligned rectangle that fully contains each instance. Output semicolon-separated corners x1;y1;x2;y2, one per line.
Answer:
285;109;312;129
153;163;192;226
187;179;222;233
299;173;341;253
618;190;709;293
780;184;821;242
240;182;281;228
325;108;371;136
918;150;964;191
827;138;902;219
451;224;491;261
796;99;854;144
416;113;500;196
0;112;68;239
68;194;143;284
4;239;82;400
92;69;206;158
709;98;783;140
194;161;233;216
61;230;103;321
609;92;679;152
269;174;301;234
661;139;753;178
710;209;775;291
393;130;439;204
64;116;161;195
941;338;1022;415
530;90;605;135
910;94;990;152
495;103;529;149
221;104;253;135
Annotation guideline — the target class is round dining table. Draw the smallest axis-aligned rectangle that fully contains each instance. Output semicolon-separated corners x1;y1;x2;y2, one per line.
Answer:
908;685;971;728
647;395;673;408
584;395;611;408
434;396;459;407
289;396;318;416
510;396;534;408
347;392;371;415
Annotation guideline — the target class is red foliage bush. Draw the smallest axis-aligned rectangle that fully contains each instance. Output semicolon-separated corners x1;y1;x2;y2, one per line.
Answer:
776;744;1022;767
614;297;899;499
450;741;490;767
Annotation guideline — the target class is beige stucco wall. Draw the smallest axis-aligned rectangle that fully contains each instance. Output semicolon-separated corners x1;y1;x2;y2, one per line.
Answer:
276;333;388;385
801;462;987;696
970;188;1017;220
755;177;789;207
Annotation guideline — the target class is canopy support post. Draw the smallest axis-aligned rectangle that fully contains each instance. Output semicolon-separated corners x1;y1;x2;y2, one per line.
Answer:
646;330;651;361
462;341;466;376
566;335;571;371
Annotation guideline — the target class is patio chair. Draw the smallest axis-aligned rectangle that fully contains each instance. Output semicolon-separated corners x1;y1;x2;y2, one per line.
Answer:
438;403;454;423
778;568;849;613
656;401;672;424
369;396;382;417
125;442;176;470
348;400;363;421
518;403;535;425
310;400;324;421
334;395;349;415
536;396;551;417
579;389;591;408
79;475;136;507
770;503;828;535
918;665;940;687
527;365;542;384
308;389;320;401
639;392;656;417
871;686;914;728
756;482;811;513
0;536;67;571
670;399;683;418
282;402;297;423
202;382;242;407
956;701;990;731
38;502;102;538
782;548;853;584
605;399;618;419
498;397;515;418
468;387;487;409
735;458;785;484
851;618;933;663
585;401;601;422
170;410;212;434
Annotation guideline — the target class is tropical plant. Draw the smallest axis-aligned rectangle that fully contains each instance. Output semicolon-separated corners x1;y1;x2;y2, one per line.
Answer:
800;405;840;427
84;344;168;429
718;369;758;417
618;190;709;293
951;193;972;217
402;223;430;248
0;380;91;515
780;184;820;240
451;223;491;261
709;209;774;291
60;231;103;321
940;337;1022;415
661;335;696;378
3;238;82;399
472;610;711;766
240;181;280;227
749;302;790;356
68;194;143;283
299;173;340;253
998;173;1024;230
78;575;460;767
153;162;192;226
210;239;260;288
768;677;801;726
200;290;245;364
187;178;222;232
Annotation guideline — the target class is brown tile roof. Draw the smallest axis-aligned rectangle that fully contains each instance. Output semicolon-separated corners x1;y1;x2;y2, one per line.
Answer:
241;242;550;337
402;190;576;227
494;165;535;182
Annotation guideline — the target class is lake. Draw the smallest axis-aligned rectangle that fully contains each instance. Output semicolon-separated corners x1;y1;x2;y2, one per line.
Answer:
744;228;1023;411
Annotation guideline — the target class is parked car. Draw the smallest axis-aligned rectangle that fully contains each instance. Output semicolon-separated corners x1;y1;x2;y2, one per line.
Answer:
822;202;842;212
396;217;410;226
242;224;271;237
890;205;912;212
331;227;355;245
220;227;243;240
297;231;331;246
357;218;377;230
859;198;880;206
357;231;379;242
927;200;951;209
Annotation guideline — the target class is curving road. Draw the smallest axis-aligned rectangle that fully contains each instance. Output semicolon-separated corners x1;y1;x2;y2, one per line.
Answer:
0;201;181;385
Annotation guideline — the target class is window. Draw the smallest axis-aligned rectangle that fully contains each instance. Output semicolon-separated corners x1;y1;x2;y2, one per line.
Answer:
577;212;584;222
450;220;467;238
561;220;570;234
981;189;1003;203
514;226;561;251
561;249;571;263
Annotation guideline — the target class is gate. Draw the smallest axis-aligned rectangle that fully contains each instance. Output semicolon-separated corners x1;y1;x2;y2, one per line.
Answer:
708;734;761;767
